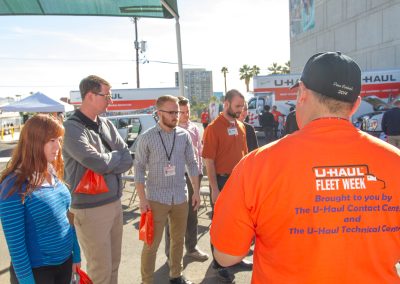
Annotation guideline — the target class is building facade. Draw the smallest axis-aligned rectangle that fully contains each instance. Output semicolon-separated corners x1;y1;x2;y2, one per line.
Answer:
289;0;400;73
175;68;213;103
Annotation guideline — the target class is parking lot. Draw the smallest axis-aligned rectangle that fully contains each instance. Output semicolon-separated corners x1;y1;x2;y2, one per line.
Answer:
0;180;254;284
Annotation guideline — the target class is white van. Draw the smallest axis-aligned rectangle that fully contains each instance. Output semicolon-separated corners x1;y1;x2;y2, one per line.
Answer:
106;113;157;154
247;92;294;130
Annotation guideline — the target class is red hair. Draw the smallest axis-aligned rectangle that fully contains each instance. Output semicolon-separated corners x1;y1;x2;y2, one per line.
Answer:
0;114;65;200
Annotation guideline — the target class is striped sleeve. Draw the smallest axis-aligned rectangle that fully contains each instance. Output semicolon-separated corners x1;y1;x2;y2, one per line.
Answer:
0;197;35;284
71;227;81;263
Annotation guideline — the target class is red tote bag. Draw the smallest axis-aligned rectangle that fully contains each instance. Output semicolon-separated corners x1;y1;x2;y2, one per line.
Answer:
76;266;93;284
74;169;109;195
139;210;154;245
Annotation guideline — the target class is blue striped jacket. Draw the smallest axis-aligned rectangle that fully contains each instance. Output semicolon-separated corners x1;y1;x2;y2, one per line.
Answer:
0;174;81;284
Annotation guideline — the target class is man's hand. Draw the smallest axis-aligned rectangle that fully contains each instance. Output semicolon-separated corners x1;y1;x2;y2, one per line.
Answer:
211;186;220;204
139;198;151;213
192;192;201;211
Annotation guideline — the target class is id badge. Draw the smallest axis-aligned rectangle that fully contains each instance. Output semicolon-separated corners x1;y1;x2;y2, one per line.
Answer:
164;164;176;176
227;127;238;136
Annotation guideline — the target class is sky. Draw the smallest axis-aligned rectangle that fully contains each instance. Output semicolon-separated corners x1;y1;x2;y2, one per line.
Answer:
0;0;290;100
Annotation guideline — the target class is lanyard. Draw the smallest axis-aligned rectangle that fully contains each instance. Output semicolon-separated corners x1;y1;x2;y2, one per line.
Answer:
158;129;176;164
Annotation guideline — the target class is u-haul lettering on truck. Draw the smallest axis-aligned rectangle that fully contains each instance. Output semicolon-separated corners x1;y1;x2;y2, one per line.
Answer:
312;165;385;191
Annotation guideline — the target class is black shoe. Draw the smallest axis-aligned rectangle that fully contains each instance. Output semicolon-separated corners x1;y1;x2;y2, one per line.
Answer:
169;276;194;284
216;268;234;283
236;259;253;270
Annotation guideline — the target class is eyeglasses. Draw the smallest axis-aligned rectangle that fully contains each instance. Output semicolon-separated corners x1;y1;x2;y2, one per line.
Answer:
159;110;181;116
95;92;112;99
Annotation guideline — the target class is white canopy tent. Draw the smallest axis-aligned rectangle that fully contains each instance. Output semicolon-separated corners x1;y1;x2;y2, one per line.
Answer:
0;92;74;113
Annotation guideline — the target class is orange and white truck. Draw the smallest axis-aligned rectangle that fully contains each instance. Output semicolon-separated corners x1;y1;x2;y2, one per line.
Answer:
70;87;180;113
248;69;400;129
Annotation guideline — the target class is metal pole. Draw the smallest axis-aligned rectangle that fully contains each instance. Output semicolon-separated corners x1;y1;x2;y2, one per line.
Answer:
134;17;140;88
160;1;184;97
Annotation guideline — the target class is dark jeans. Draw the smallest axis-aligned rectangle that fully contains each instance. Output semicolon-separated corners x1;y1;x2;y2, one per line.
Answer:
10;255;72;284
165;174;203;257
210;174;230;269
263;126;274;143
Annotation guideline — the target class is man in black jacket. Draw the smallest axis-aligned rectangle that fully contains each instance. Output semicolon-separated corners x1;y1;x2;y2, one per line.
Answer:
284;107;299;135
259;105;275;143
382;99;400;148
239;101;259;152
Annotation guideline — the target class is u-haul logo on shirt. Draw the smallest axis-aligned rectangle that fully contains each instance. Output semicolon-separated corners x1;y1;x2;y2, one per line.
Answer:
312;165;385;191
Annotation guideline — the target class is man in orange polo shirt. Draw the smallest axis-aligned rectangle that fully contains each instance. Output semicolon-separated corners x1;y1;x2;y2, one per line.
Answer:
202;89;251;283
211;52;400;283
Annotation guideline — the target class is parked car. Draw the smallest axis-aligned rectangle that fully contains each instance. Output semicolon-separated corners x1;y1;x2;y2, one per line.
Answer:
352;96;397;140
106;113;157;155
357;111;385;138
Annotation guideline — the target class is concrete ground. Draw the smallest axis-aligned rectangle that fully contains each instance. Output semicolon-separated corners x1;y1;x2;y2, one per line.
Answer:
0;181;254;284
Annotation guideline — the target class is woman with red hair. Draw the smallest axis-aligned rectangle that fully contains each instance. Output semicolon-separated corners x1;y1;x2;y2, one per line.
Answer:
0;114;81;284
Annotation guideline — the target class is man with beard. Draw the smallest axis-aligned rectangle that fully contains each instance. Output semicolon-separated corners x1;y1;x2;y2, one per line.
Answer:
134;95;200;284
202;89;252;283
164;96;209;262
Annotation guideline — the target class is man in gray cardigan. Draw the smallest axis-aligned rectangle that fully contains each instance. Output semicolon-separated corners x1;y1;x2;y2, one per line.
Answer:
63;75;133;284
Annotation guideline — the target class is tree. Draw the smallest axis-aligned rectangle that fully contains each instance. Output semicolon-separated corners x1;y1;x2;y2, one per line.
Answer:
281;61;291;74
239;64;253;92
268;62;282;74
251;65;260;76
221;66;228;94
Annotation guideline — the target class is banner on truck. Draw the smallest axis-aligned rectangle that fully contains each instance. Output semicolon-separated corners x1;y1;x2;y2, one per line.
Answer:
254;69;400;102
70;87;180;111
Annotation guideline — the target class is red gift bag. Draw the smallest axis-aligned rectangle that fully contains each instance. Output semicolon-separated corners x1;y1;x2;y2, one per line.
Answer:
74;169;109;195
139;210;154;245
76;266;93;284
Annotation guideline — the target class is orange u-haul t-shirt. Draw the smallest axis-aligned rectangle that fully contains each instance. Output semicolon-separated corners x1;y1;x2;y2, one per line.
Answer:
211;118;400;283
202;113;247;175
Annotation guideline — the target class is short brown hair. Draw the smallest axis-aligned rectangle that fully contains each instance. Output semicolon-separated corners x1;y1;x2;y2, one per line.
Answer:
225;89;244;102
177;96;189;106
79;75;111;99
311;89;354;114
156;95;179;109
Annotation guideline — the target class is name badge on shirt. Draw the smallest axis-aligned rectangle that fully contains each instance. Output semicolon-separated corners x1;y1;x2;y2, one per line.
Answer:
227;127;238;136
164;164;176;176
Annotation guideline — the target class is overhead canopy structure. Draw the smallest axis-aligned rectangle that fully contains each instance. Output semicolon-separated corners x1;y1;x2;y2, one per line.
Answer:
0;0;184;97
0;92;74;113
0;0;178;18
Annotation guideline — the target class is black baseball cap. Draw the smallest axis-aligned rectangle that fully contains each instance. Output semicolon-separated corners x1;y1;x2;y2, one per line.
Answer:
291;51;361;103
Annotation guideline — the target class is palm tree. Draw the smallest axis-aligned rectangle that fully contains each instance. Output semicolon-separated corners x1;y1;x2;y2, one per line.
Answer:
268;62;282;74
251;65;260;77
221;66;228;94
239;64;253;92
281;61;291;74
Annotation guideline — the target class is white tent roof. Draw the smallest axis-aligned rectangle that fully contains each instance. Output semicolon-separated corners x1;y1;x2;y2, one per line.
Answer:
0;92;74;113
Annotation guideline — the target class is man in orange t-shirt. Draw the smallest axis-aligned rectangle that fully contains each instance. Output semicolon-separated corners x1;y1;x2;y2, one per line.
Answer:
202;89;249;283
271;105;284;138
211;52;400;283
200;108;209;129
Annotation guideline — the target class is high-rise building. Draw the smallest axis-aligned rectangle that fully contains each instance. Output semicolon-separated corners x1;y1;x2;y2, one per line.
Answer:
289;0;400;73
175;68;213;103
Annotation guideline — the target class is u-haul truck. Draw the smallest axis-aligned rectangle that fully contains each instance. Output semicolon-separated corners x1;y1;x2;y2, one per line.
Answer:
70;87;180;113
247;69;400;129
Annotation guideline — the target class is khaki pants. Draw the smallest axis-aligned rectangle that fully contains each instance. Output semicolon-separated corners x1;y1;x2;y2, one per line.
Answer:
141;200;188;284
71;200;123;284
388;135;400;148
165;175;202;255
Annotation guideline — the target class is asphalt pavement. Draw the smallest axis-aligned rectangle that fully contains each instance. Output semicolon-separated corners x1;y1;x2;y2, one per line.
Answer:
0;128;266;283
0;182;255;284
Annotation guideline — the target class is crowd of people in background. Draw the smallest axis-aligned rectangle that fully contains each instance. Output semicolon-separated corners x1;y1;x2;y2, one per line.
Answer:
2;51;400;284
